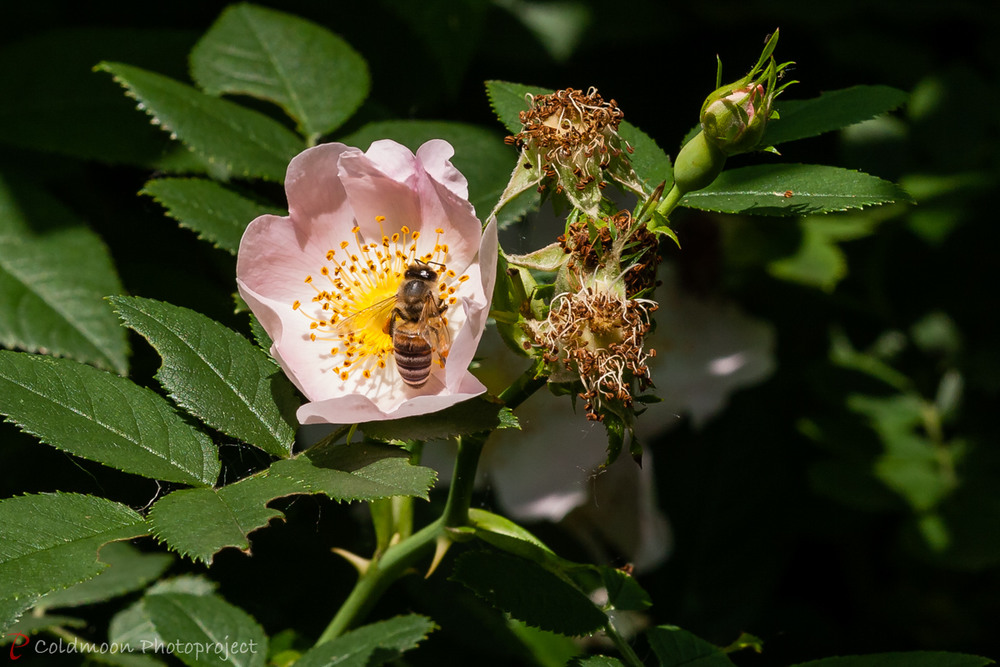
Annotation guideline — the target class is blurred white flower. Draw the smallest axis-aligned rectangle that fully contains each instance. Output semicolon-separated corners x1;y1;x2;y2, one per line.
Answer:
638;271;776;435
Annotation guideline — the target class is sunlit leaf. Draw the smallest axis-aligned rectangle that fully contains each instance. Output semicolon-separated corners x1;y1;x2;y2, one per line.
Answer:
0;493;147;602
142;178;283;255
765;85;909;147
681;164;912;216
268;441;437;502
190;4;369;141
110;296;297;458
0;351;220;486
96;62;303;182
147;475;304;564
37;542;172;610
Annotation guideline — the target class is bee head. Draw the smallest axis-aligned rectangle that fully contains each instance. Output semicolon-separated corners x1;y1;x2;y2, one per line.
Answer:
405;262;439;282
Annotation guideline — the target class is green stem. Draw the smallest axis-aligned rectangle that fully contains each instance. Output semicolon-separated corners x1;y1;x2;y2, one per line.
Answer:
499;361;547;411
317;518;441;644
654;183;684;220
604;617;644;667
442;434;486;528
316;364;546;644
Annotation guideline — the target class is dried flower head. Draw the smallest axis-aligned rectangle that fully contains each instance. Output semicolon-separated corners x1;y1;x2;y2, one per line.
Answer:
495;87;646;217
558;210;660;299
531;279;656;422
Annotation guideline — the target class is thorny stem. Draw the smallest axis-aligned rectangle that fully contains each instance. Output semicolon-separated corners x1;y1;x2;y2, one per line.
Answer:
316;362;546;645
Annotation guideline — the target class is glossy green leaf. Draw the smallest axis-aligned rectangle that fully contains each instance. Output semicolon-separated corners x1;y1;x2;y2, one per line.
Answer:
450;551;606;636
0;351;220;486
144;593;267;667
681;164;912;216
646;625;736;667
485;80;544;135
268;441;437;502
791;653;994;667
142;178;283;255
361;396;505;442
0;493;148;602
37;542;172;610
190;4;369;141
96;62;303;182
340;120;516;226
148;475;305;564
0;176;127;374
764;85;909;147
110;296;297;458
297;614;437;667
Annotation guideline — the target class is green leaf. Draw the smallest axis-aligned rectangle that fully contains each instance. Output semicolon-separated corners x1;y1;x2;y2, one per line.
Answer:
144;593;267;667
0;596;37;635
599;566;651;611
339;120;516;226
646;625;736;667
0;351;220;486
190;4;369;141
96;62;303;182
296;614;437;667
468;508;564;570
450;551;606;637
619;122;672;194
0;176;128;374
37;542;172;610
147;474;304;564
142;178;284;255
791;652;994;667
268;441;437;502
0;493;147;602
361;396;506;442
485;80;547;135
764;85;909;147
681;164;912;216
110;296;297;458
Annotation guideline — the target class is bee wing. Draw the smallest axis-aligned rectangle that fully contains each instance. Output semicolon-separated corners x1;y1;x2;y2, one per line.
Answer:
419;297;452;360
333;295;398;339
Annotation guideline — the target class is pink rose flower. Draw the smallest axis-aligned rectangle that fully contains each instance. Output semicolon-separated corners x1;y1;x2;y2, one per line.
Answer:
237;139;497;424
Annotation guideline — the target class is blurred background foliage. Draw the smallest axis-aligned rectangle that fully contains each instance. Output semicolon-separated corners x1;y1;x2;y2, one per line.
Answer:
1;0;998;664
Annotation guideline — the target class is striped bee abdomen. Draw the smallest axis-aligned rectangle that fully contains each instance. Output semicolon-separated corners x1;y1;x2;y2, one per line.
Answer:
393;332;433;387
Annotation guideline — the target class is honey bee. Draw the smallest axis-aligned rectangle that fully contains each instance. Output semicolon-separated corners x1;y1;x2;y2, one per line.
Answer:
336;262;451;387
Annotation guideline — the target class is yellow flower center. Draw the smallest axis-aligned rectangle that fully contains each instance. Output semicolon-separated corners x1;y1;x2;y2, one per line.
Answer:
291;216;467;382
